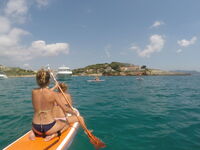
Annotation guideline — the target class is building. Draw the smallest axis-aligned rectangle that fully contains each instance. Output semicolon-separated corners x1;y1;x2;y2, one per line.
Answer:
120;65;140;72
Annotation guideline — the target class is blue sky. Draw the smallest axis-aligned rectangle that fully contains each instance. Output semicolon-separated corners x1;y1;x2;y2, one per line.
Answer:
0;0;200;71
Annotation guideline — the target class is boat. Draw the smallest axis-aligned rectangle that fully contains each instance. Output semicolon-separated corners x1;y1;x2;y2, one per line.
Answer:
87;80;105;82
0;71;8;79
3;112;79;150
56;66;72;79
87;76;105;82
136;77;144;81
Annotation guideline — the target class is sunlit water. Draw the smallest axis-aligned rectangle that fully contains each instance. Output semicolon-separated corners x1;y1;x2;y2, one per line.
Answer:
1;76;200;150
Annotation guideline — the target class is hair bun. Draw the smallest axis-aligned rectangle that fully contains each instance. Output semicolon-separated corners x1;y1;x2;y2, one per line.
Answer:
36;69;50;87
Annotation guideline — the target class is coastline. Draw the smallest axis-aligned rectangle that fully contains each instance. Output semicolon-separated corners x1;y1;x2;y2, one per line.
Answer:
7;73;191;78
72;62;192;76
72;73;191;76
8;75;36;78
1;62;195;78
72;69;191;76
8;73;190;78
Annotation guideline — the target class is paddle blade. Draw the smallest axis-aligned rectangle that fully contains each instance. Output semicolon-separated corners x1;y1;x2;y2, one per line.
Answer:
86;130;106;150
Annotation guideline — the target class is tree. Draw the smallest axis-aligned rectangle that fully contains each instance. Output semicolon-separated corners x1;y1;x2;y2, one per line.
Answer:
141;65;146;69
141;65;152;75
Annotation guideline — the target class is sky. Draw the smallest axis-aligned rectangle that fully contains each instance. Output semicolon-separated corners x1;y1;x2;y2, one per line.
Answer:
0;0;200;71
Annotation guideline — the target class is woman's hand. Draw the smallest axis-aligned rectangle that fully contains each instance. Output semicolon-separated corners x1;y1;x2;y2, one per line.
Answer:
72;108;79;116
50;82;59;91
55;82;59;89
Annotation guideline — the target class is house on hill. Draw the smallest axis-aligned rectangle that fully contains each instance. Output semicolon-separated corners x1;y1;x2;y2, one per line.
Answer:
120;65;140;72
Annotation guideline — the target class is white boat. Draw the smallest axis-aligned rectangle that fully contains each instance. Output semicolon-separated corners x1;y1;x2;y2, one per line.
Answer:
0;71;8;79
56;66;72;79
87;80;105;82
136;77;144;81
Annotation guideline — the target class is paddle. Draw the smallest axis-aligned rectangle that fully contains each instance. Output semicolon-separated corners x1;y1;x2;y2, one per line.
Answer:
48;69;106;150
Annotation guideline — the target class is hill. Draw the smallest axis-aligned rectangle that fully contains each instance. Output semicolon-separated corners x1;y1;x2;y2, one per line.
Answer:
72;62;190;76
0;65;35;77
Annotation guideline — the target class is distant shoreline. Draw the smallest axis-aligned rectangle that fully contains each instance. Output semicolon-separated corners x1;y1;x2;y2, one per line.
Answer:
7;73;191;78
72;62;193;76
8;75;36;78
1;62;197;77
73;73;191;76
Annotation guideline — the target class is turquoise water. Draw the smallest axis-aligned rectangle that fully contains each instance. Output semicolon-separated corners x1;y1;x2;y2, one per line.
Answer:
1;76;200;150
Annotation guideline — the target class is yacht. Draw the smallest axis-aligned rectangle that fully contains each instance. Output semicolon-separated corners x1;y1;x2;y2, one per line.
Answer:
56;66;72;79
0;71;8;79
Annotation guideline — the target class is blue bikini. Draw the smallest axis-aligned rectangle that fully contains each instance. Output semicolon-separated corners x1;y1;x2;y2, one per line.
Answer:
32;121;56;137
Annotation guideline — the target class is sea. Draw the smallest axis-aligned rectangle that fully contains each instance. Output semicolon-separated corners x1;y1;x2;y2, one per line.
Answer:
1;75;200;150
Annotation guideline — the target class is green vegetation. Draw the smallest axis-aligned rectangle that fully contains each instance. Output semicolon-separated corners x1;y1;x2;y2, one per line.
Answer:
0;65;35;76
73;62;138;76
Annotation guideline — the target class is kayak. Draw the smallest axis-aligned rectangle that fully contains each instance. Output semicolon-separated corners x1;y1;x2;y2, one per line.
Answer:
3;119;79;150
136;77;144;80
87;80;105;82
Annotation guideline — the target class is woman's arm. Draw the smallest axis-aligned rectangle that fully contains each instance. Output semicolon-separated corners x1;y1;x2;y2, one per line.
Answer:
65;94;78;115
50;82;59;91
66;94;73;105
55;92;78;115
54;92;68;113
65;106;78;115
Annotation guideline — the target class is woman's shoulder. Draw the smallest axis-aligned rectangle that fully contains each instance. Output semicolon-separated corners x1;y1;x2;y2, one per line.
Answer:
65;92;70;95
32;88;39;93
32;88;53;94
57;92;70;95
32;87;38;90
58;93;71;99
63;93;71;98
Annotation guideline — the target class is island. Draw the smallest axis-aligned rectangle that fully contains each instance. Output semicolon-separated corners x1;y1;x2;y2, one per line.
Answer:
72;62;191;76
0;65;36;77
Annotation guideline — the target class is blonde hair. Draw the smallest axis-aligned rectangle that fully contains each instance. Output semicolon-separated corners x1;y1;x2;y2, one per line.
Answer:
36;69;50;87
58;82;68;92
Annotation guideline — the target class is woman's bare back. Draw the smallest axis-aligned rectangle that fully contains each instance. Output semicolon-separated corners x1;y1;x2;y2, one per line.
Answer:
32;88;56;124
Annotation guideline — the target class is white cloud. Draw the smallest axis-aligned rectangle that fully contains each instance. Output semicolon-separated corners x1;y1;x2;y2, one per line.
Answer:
130;34;165;58
177;36;197;47
0;40;69;61
130;45;139;51
151;21;164;28
36;0;49;7
4;0;28;23
176;49;182;53
0;45;31;61
0;0;70;63
0;16;11;33
104;44;111;58
30;40;69;57
0;28;29;47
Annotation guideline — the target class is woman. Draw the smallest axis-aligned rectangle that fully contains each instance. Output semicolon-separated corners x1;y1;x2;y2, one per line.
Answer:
29;69;74;141
52;83;106;149
52;82;87;129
